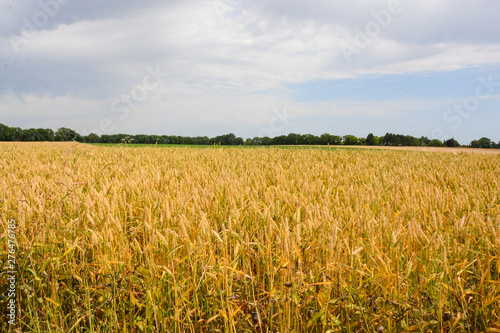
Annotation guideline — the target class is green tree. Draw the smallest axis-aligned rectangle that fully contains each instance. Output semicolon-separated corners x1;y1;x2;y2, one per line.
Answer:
213;133;243;145
343;135;359;145
11;127;23;141
478;137;492;148
22;128;37;141
251;137;262;145
55;127;78;141
470;140;480;148
36;128;55;141
444;138;460;147
234;137;244;145
85;133;100;143
261;137;272;145
286;133;300;144
366;133;375;145
272;135;287;145
381;133;396;146
0;123;8;141
133;134;150;144
195;136;210;145
428;139;444;147
365;134;380;146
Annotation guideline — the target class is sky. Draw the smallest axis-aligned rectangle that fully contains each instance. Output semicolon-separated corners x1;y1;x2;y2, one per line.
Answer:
1;0;499;144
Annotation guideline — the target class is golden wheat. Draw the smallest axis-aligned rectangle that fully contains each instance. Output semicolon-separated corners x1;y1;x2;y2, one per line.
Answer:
0;143;499;332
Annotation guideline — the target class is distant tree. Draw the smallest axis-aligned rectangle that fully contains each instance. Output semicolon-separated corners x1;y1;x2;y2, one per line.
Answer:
319;133;330;145
366;133;376;146
36;128;55;141
0;123;9;141
319;133;341;145
132;134;149;144
195;136;210;145
470;140;480;148
367;136;377;145
294;134;306;145
55;127;78;141
420;136;430;145
10;127;23;141
379;133;423;146
148;135;161;144
444;138;460;147
85;133;100;143
413;137;423;146
22;128;37;141
225;133;237;145
478;137;492;148
286;133;300;144
109;134;128;143
272;135;287;145
235;137;244;145
1;122;497;149
213;135;222;145
381;133;395;146
111;135;122;143
261;137;272;145
428;139;444;147
404;135;418;146
333;135;342;145
213;133;239;145
302;134;316;145
251;137;262;145
343;135;359;145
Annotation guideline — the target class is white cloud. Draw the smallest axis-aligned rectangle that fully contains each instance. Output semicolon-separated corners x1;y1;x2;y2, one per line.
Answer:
4;1;500;90
0;91;108;128
1;0;499;140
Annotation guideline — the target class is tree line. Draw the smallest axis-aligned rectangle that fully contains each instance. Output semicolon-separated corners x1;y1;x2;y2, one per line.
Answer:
0;123;498;148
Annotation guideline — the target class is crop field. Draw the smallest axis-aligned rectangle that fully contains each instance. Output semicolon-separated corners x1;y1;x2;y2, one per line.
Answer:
1;143;499;332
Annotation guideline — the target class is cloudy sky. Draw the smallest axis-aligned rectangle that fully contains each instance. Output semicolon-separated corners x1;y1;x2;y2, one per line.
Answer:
1;0;499;143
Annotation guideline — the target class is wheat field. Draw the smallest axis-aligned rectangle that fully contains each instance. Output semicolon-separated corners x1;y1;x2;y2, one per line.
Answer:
1;143;499;332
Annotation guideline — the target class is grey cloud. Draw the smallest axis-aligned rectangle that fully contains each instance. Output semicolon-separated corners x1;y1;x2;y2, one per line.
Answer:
257;0;500;45
0;57;125;98
1;0;173;37
0;0;499;142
